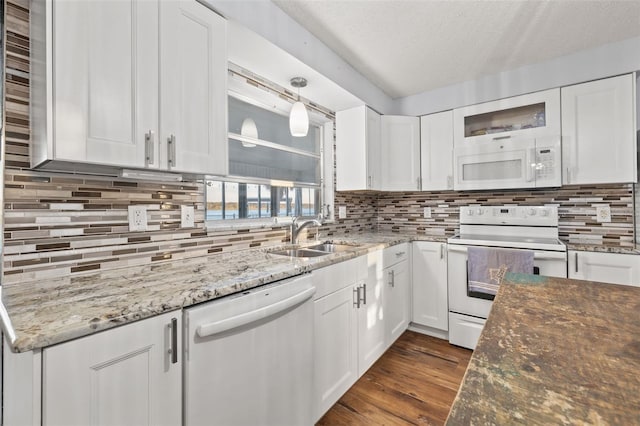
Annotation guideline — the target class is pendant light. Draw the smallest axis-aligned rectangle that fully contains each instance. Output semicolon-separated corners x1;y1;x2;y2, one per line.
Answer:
289;77;309;137
240;117;258;147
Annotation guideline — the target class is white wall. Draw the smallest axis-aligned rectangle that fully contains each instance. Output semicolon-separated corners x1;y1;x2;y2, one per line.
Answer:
396;36;640;116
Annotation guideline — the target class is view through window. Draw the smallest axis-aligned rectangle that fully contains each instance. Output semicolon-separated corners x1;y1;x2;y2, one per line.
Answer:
206;94;323;222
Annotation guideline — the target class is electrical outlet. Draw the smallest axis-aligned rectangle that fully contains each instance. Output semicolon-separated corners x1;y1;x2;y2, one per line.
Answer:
181;205;195;228
128;205;147;231
596;205;611;223
423;207;432;218
338;206;347;219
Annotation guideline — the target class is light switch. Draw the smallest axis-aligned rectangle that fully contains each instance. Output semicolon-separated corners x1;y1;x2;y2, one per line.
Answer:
338;206;347;219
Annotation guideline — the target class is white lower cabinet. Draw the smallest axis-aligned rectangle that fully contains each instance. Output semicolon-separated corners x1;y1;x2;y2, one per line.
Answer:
568;250;640;286
384;253;410;347
412;241;448;331
358;250;386;376
42;311;181;426
313;245;412;422
313;256;365;422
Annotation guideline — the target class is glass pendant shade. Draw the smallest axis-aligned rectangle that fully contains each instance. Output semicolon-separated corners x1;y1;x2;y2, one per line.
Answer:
289;101;309;137
240;117;258;147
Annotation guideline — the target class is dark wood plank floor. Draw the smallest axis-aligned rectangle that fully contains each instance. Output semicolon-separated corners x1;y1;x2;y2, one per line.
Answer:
316;331;473;425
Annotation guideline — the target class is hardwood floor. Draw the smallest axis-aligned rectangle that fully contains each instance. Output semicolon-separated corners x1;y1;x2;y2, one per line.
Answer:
316;331;472;426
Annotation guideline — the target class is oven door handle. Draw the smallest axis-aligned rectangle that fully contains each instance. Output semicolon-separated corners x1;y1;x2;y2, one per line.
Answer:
447;245;566;260
447;245;468;253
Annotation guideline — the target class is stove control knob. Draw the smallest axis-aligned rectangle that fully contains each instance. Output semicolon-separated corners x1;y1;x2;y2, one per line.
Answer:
540;209;549;217
476;208;483;215
528;208;536;216
467;210;474;216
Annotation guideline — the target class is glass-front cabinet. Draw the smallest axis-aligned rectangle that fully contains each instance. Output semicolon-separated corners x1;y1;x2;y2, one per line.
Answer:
453;89;561;146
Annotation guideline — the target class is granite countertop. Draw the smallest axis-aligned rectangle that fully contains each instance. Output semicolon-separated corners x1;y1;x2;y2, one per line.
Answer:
564;242;640;255
0;232;447;353
447;273;640;424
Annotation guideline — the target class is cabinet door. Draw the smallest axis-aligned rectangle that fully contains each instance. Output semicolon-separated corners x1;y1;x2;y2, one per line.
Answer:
42;311;181;426
160;1;228;175
357;250;386;376
313;285;358;422
384;259;410;347
53;0;158;168
380;116;421;191
421;112;454;191
336;106;381;191
366;108;382;190
562;74;636;185
568;251;640;287
412;242;449;330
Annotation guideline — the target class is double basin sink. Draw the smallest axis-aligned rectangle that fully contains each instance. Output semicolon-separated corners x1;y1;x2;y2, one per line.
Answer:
270;242;358;258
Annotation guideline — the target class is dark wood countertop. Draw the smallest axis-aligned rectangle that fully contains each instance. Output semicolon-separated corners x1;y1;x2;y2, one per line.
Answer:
446;273;640;425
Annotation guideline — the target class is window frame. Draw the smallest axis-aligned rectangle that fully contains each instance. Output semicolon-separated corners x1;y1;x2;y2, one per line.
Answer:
205;90;334;229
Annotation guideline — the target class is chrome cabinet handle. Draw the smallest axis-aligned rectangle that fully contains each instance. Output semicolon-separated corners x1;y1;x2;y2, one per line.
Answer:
145;131;155;166
566;167;571;184
574;252;578;273
353;286;361;308
368;175;372;189
360;284;367;305
447;175;453;189
388;270;395;287
440;244;444;259
396;251;405;257
416;176;421;190
492;135;511;141
167;134;176;168
168;318;178;364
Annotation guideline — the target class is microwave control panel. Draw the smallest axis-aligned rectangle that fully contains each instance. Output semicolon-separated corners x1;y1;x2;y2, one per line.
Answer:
535;147;556;179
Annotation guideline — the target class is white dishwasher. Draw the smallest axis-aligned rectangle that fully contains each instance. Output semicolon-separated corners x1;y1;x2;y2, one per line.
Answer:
183;273;316;426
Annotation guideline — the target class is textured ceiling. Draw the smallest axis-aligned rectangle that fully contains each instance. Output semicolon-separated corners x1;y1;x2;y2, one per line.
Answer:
273;0;640;99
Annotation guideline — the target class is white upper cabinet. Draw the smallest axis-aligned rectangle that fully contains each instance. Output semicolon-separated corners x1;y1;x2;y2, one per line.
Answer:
420;111;454;191
159;1;228;175
561;74;636;185
336;106;381;190
31;0;227;176
380;116;421;191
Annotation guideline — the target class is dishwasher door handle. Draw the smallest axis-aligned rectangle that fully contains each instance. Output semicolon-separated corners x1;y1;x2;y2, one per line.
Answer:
196;286;316;338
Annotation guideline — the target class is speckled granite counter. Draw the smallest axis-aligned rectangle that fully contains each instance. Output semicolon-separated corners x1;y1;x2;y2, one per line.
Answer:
1;232;446;353
447;273;640;425
564;242;640;254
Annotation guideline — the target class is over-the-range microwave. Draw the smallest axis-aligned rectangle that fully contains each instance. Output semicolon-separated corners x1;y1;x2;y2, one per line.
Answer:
453;135;561;191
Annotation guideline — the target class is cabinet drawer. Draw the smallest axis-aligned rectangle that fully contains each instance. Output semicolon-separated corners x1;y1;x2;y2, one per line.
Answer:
383;243;409;267
312;256;365;300
448;312;486;350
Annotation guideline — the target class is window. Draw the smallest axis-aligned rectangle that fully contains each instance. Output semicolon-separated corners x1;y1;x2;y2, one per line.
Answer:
206;92;328;224
206;181;320;220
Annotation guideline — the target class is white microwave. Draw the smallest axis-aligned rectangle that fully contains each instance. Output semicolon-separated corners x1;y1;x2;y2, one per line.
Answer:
453;135;561;191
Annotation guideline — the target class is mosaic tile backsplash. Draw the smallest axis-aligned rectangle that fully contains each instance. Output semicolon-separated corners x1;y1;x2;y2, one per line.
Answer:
2;0;635;284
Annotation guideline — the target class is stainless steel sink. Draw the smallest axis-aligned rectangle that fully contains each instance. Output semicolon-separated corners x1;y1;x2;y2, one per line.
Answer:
270;248;329;258
306;243;357;253
270;242;360;258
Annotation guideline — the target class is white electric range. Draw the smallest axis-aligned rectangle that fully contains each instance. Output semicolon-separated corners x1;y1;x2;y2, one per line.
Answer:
446;205;567;349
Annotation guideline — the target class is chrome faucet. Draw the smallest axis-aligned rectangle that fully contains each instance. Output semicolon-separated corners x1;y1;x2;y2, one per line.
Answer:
291;216;323;245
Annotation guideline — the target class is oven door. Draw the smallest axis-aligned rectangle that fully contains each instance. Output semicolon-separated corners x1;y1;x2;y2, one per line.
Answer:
447;245;567;319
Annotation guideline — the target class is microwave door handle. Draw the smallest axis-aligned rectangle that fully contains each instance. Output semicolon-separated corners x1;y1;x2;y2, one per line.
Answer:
525;149;534;182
